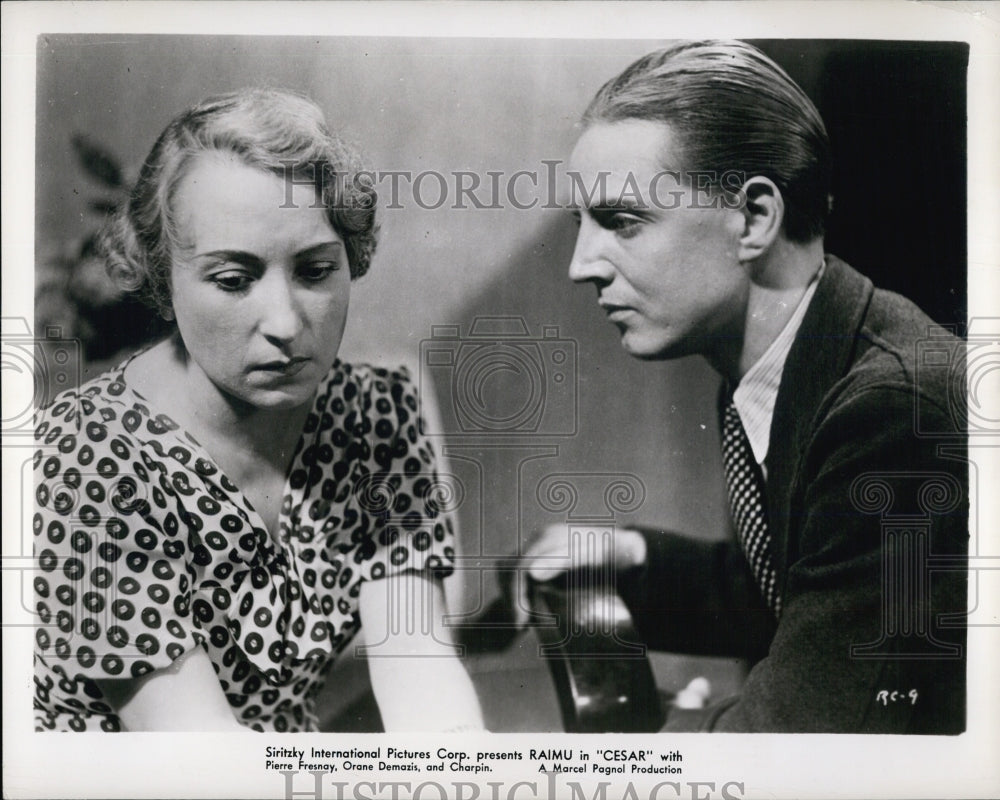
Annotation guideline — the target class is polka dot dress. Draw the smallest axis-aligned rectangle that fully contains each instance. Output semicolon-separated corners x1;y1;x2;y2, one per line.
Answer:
33;357;455;732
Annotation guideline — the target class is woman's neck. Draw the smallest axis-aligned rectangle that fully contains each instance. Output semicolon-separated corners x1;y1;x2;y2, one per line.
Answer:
124;336;311;478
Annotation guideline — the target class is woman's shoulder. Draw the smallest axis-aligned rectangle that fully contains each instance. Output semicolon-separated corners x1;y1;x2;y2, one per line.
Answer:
34;349;184;456
35;356;132;428
322;360;419;408
327;360;415;388
312;361;424;464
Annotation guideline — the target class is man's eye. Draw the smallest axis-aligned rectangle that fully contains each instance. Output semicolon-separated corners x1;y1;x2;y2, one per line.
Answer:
587;209;644;237
569;209;582;227
299;261;340;282
607;214;643;236
211;271;253;292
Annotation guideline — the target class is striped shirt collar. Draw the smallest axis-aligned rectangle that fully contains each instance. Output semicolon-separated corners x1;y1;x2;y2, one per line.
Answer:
733;260;826;467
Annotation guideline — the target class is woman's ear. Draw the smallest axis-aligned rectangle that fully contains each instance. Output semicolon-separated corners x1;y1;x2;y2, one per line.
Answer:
737;176;784;262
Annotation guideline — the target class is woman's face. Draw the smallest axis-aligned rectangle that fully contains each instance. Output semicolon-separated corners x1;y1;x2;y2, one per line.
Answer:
168;151;351;412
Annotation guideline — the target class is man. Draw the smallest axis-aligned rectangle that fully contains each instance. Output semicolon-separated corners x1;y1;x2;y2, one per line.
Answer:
515;40;967;733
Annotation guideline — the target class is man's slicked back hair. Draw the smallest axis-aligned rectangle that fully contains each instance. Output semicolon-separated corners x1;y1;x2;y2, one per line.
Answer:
584;40;832;242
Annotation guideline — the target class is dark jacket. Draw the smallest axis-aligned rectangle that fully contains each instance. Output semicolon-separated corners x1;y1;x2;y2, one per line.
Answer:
622;256;968;733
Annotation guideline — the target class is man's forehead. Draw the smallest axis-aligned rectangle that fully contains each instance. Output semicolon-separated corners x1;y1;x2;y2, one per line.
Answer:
567;119;686;206
571;120;680;168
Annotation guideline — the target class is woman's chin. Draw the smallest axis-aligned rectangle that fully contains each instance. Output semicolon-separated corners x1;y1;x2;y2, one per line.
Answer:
218;377;324;414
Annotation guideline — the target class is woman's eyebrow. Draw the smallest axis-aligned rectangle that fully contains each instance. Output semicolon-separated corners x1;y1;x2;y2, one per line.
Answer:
189;242;343;267
192;250;266;269
297;241;344;259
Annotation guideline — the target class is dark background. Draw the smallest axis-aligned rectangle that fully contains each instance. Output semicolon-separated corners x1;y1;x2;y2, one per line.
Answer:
757;40;967;331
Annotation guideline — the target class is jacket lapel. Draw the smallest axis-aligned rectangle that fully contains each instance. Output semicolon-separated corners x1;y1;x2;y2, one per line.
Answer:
764;256;874;582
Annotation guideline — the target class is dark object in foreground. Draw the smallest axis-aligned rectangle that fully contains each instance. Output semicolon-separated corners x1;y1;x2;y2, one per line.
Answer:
529;573;667;733
322;575;670;733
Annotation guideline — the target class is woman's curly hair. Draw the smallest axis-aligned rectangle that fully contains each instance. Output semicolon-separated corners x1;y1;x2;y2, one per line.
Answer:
99;88;379;318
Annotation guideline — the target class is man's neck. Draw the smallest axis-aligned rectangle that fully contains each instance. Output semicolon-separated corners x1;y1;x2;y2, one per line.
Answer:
712;238;826;384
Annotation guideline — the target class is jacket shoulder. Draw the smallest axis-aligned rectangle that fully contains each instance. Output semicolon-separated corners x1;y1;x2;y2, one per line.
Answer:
836;288;963;431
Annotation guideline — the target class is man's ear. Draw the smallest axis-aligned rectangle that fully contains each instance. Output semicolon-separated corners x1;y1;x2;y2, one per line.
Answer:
737;176;784;262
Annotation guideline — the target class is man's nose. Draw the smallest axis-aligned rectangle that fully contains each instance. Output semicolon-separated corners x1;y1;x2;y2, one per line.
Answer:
258;271;303;343
567;222;614;285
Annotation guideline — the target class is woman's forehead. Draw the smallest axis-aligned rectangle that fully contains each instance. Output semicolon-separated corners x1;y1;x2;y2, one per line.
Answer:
171;154;337;255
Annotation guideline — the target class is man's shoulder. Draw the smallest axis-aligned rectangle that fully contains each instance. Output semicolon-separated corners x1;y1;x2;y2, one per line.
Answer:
782;256;964;438
849;284;961;411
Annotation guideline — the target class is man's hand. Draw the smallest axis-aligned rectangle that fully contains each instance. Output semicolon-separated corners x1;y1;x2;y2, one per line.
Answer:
674;677;712;709
504;524;647;627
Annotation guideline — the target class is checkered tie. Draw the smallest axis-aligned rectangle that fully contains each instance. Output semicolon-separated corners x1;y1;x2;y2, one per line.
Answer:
721;401;781;616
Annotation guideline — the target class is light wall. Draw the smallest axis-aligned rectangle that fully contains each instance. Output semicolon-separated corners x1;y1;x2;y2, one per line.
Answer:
36;34;734;595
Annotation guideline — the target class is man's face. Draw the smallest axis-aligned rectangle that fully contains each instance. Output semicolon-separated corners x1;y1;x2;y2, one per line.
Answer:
567;119;749;362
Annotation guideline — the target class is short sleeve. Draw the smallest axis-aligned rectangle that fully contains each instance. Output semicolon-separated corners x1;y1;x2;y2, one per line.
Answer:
350;365;457;584
33;389;204;685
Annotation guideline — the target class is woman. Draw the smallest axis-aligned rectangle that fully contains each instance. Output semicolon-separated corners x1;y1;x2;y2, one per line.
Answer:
33;88;484;732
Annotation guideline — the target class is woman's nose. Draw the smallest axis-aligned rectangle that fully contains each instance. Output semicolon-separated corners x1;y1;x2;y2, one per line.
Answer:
258;271;303;343
567;222;615;285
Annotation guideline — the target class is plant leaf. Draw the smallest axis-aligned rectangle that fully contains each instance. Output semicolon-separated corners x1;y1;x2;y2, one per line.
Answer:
89;199;120;215
71;134;123;188
78;234;99;259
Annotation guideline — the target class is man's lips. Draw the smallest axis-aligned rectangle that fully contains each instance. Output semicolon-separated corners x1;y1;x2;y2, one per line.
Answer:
599;302;635;319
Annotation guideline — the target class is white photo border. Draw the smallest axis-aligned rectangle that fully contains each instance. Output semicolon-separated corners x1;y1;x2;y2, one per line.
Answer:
3;3;999;799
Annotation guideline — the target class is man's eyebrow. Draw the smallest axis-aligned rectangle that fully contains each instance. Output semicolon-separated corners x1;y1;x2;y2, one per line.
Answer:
588;197;655;216
594;198;647;211
567;198;648;213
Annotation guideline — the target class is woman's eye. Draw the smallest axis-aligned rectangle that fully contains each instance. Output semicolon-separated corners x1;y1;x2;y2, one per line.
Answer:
299;261;340;282
211;271;253;292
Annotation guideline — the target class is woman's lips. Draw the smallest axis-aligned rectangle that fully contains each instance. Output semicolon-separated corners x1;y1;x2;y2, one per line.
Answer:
252;357;310;376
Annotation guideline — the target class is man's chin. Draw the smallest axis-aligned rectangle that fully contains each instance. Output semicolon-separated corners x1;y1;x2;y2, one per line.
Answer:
619;331;680;361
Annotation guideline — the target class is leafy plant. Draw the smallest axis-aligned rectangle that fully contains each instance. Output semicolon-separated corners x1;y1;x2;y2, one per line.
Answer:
36;134;167;364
